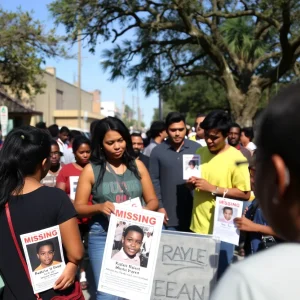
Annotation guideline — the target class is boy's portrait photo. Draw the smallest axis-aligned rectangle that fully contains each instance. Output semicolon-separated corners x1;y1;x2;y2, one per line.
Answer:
218;206;237;225
26;237;62;272
111;224;152;268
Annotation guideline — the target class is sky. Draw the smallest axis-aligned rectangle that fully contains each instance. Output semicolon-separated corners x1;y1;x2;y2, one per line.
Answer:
1;0;158;128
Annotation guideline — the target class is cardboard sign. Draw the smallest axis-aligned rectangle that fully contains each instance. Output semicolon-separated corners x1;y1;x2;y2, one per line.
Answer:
151;231;220;300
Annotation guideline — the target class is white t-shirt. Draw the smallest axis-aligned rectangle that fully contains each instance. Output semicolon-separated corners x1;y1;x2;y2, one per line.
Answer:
246;141;257;151
210;243;300;300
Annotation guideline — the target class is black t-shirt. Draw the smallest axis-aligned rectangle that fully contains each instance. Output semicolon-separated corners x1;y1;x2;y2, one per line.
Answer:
0;186;77;300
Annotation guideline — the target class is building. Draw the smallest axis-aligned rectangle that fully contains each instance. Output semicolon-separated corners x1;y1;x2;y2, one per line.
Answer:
101;101;121;118
0;90;42;132
30;67;104;130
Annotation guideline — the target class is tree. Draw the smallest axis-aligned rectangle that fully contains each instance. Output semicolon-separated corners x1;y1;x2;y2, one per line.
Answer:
0;8;66;97
50;0;300;125
161;76;229;124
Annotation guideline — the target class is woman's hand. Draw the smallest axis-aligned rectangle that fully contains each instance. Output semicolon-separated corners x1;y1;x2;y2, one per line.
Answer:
53;262;77;290
98;201;115;216
234;217;257;232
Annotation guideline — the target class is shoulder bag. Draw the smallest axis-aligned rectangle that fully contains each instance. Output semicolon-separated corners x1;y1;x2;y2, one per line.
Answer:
5;202;84;300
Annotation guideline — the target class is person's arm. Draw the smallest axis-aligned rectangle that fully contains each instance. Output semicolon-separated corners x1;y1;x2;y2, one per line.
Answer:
74;164;115;217
54;218;84;290
136;160;159;211
190;178;251;200
234;217;277;236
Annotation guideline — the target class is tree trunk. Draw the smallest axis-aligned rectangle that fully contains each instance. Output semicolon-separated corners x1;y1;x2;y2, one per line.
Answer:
227;77;262;127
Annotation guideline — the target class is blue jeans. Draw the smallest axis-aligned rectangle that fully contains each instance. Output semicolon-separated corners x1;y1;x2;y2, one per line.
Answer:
89;222;119;300
217;241;234;280
162;225;179;231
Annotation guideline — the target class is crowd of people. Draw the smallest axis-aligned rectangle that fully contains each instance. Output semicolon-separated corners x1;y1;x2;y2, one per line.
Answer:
1;83;300;299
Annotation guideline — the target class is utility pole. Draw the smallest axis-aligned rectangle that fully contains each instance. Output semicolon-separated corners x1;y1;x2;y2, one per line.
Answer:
132;95;135;128
122;88;125;119
77;30;82;128
158;55;163;121
137;89;141;130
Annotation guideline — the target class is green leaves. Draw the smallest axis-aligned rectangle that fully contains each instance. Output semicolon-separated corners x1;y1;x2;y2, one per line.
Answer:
0;8;67;97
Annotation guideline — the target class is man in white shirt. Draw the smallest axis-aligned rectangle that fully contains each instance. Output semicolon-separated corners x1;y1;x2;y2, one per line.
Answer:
57;126;70;164
189;113;207;146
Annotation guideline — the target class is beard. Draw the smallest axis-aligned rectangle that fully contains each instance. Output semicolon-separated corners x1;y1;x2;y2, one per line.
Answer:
133;148;141;158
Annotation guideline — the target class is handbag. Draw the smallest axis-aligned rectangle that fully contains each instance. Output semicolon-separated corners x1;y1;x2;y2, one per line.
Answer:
246;200;277;252
5;203;84;300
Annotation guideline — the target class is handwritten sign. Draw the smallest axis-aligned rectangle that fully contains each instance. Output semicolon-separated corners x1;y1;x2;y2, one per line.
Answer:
151;231;220;300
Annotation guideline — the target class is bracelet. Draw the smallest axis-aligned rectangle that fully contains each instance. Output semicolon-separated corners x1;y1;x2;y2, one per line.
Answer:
211;186;219;196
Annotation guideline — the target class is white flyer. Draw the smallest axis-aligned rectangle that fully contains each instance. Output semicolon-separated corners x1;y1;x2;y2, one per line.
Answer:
20;226;65;294
69;176;79;200
117;197;142;209
98;207;164;300
213;197;243;245
183;154;201;180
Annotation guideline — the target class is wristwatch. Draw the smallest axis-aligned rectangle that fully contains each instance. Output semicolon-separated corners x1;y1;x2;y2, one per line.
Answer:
211;186;219;196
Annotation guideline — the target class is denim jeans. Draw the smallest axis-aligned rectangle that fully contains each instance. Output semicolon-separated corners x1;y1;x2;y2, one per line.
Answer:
162;225;179;231
88;222;119;300
217;241;234;280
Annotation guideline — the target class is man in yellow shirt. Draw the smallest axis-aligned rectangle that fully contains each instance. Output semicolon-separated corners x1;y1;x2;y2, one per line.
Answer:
187;110;250;278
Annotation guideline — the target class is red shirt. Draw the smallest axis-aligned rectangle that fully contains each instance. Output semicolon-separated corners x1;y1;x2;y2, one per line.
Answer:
56;163;91;224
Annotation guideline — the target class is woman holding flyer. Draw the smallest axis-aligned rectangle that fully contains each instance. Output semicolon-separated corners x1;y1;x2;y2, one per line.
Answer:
56;135;92;290
0;126;84;299
75;116;159;300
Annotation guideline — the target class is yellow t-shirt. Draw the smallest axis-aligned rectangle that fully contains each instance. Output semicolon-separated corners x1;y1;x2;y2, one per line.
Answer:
190;146;251;234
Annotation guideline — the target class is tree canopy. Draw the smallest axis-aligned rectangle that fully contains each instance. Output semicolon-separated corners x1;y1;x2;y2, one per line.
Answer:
0;8;66;97
50;0;300;125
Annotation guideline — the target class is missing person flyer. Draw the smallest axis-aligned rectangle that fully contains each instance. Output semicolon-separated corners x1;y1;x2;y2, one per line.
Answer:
98;207;164;300
183;154;201;180
20;225;65;294
213;197;243;245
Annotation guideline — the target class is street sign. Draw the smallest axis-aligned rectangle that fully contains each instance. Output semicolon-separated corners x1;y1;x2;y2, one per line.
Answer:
0;106;8;137
0;106;8;125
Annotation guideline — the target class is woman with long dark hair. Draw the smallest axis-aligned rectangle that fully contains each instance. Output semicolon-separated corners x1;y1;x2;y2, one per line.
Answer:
75;117;158;300
0;126;83;299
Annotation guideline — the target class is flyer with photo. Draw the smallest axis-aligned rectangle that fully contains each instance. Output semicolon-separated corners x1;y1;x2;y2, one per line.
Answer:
213;197;243;245
69;176;79;200
20;226;65;294
98;207;164;300
183;154;201;180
